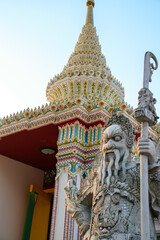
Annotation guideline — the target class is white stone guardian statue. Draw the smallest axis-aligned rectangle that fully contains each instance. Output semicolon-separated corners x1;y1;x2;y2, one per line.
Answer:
64;111;160;240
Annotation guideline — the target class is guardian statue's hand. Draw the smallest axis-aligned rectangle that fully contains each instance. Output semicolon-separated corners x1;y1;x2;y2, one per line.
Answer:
137;137;158;165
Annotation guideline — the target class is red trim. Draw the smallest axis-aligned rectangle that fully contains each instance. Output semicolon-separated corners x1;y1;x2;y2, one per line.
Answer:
59;118;104;128
0;124;58;170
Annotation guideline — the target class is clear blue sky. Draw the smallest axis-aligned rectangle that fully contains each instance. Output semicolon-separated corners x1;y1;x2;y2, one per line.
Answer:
0;0;160;118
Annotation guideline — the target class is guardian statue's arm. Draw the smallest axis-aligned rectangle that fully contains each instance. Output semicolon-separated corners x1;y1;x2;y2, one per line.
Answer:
138;138;160;220
64;173;96;237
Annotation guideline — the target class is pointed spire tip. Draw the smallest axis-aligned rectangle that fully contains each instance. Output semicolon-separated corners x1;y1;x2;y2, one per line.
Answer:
86;0;94;8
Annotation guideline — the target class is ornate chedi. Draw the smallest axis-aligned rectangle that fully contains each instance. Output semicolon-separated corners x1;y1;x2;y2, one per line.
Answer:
46;3;124;110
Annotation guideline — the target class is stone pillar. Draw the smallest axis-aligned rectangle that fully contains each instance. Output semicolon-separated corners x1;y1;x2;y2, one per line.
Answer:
50;169;82;240
49;169;68;240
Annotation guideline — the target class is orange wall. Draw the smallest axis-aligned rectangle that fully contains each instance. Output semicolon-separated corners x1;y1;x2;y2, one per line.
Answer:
0;155;44;240
30;185;51;240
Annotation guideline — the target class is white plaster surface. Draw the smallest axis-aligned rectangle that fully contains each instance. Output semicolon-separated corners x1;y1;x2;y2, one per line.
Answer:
73;173;81;240
0;155;44;240
54;170;68;240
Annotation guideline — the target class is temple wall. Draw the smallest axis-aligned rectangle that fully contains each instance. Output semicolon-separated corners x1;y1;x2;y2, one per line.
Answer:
0;155;44;240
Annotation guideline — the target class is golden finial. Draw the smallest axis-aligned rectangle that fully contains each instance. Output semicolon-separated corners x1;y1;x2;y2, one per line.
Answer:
86;0;94;25
86;0;94;7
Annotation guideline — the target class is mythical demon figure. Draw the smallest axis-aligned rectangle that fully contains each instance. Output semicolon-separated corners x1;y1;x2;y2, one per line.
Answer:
64;111;160;240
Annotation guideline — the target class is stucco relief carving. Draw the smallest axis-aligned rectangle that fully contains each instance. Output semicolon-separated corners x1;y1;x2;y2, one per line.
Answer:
135;52;158;127
135;87;158;125
64;111;160;240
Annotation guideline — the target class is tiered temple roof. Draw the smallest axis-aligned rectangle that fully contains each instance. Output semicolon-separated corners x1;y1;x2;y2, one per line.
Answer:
46;0;124;108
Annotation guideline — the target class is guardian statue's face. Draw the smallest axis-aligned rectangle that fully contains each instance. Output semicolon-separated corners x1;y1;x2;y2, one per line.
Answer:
102;124;128;160
100;124;130;187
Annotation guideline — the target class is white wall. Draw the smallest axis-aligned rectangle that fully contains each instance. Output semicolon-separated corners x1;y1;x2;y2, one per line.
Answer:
0;155;44;240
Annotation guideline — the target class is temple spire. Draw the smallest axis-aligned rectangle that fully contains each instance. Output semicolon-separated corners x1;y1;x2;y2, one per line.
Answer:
86;0;94;25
